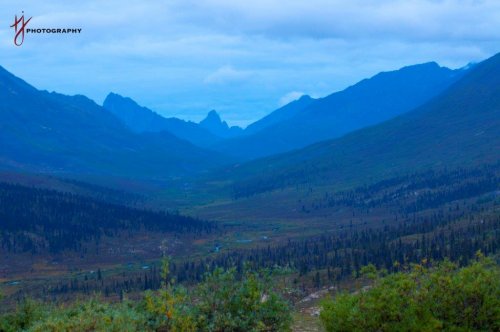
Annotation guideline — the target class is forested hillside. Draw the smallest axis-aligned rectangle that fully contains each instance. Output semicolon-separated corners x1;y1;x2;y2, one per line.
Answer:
0;183;215;254
6;164;496;304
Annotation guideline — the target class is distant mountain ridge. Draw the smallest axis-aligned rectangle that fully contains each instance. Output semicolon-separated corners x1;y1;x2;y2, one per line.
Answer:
224;53;500;197
103;93;220;148
102;62;466;161
0;66;231;178
0;55;488;186
212;62;468;160
244;95;314;135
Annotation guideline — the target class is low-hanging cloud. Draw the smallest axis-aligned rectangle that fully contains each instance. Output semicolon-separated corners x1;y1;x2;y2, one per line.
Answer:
204;65;254;84
279;91;305;107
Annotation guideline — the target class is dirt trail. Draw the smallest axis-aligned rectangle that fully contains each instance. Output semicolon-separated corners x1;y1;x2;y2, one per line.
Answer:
292;286;336;331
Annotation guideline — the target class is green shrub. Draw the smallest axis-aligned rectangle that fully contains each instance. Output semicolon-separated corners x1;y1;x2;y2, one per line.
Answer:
0;262;291;331
194;268;292;331
320;255;500;332
0;298;152;332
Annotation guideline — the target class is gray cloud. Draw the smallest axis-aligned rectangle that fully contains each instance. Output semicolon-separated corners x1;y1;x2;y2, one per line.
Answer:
170;0;500;41
0;0;498;126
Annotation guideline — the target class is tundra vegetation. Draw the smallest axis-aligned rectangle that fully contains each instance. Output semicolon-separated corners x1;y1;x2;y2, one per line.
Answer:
320;254;500;332
0;259;292;332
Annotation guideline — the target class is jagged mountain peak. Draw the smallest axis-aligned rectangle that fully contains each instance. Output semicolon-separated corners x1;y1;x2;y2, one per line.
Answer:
201;110;229;129
200;110;243;138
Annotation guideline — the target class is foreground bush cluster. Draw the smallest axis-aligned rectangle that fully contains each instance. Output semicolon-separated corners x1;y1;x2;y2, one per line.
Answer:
2;255;499;331
320;254;500;332
0;262;292;332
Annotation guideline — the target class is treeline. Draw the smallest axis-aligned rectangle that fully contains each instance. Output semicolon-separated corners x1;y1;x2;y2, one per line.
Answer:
233;163;499;200
3;165;498;303
37;207;498;300
0;183;216;254
13;162;498;300
184;212;499;284
300;164;499;213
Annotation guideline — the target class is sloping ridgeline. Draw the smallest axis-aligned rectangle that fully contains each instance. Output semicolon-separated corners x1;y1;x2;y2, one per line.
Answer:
213;61;466;160
228;52;500;197
0;66;231;178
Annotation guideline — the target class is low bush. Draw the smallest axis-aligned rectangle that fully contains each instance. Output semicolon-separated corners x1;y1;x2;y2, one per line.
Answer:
0;260;291;332
320;254;500;332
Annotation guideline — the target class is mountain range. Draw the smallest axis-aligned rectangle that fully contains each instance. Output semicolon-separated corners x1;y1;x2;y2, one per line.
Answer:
103;93;244;145
0;54;497;189
224;53;500;197
103;93;221;147
101;61;468;162
0;66;229;178
210;62;468;160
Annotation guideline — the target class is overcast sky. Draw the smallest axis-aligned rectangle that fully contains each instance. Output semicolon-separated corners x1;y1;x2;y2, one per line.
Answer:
0;0;498;127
